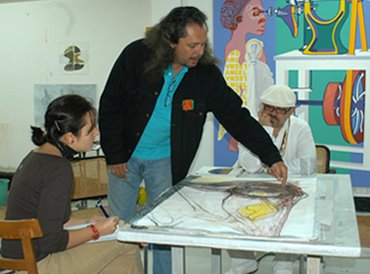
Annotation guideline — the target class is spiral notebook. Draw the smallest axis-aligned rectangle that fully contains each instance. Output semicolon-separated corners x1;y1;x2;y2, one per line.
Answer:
65;222;120;243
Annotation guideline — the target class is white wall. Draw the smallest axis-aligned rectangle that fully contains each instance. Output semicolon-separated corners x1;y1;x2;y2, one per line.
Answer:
184;0;214;173
0;0;151;169
0;0;214;173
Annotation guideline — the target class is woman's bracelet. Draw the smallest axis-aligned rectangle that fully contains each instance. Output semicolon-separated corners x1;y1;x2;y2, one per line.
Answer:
88;224;100;240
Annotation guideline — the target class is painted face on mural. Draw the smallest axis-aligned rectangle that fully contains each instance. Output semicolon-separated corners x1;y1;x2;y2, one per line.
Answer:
240;0;266;35
171;23;208;68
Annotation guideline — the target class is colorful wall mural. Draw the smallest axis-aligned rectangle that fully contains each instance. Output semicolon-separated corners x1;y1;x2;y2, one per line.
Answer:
213;0;370;187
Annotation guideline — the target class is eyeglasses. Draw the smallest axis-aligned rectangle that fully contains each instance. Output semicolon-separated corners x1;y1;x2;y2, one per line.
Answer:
263;104;291;115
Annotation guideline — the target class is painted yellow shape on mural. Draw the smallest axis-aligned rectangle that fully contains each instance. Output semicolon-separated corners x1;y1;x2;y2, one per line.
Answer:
218;49;248;141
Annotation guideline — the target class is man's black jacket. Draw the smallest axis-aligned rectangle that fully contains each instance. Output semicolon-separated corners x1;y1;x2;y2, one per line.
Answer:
99;39;282;184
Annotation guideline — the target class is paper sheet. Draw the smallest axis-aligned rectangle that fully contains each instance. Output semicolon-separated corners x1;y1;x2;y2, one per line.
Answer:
132;177;319;241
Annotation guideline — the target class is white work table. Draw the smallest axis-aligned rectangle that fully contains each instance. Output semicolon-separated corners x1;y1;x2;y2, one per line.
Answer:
118;173;361;274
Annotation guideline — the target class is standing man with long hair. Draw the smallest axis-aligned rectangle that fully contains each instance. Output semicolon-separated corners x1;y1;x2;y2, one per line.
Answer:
99;6;287;274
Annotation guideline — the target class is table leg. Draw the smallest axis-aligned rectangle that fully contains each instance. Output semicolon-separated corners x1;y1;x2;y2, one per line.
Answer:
299;255;305;274
211;248;222;274
172;246;185;274
306;256;321;274
143;246;149;274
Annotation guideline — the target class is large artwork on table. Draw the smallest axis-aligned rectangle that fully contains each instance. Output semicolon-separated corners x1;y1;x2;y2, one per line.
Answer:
213;0;370;188
131;177;318;240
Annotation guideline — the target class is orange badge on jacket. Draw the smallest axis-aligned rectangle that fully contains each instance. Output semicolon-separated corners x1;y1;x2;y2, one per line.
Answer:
182;99;194;111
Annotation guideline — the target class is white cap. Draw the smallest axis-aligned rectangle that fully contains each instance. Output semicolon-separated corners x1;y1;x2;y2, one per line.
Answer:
260;84;296;108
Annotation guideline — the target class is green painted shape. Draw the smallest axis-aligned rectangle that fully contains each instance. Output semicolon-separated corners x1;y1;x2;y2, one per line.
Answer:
301;1;348;54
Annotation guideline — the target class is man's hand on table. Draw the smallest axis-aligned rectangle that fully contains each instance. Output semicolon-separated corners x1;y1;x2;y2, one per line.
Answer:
267;161;288;187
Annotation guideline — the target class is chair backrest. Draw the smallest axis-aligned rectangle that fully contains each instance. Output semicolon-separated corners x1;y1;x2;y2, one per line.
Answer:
71;156;108;200
0;218;43;274
315;145;330;173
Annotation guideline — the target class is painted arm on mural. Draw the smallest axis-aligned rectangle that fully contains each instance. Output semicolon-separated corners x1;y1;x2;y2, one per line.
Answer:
218;39;274;142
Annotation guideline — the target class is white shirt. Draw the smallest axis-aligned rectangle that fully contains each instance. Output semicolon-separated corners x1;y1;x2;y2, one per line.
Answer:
234;115;316;174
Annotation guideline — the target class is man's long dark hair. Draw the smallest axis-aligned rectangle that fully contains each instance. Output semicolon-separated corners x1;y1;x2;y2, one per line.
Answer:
143;6;217;82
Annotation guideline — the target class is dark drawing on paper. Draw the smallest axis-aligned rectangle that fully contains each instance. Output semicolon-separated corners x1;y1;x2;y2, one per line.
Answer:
132;180;308;237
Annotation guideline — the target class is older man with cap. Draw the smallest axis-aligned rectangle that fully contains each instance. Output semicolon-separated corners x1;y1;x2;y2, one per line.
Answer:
225;84;316;274
234;84;316;175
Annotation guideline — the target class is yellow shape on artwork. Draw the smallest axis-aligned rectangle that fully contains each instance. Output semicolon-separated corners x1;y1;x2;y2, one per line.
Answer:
238;200;277;222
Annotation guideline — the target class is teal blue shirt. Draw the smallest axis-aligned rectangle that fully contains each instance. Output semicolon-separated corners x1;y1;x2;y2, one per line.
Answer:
132;65;188;160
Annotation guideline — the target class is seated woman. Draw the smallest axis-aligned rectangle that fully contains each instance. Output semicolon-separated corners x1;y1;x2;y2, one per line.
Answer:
1;95;143;274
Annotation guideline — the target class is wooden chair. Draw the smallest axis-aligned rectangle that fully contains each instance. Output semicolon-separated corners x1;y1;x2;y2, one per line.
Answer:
315;144;333;174
0;218;43;274
71;156;108;201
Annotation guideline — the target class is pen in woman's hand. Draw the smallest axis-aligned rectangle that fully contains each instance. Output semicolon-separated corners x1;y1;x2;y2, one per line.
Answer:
99;204;109;218
96;200;110;217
